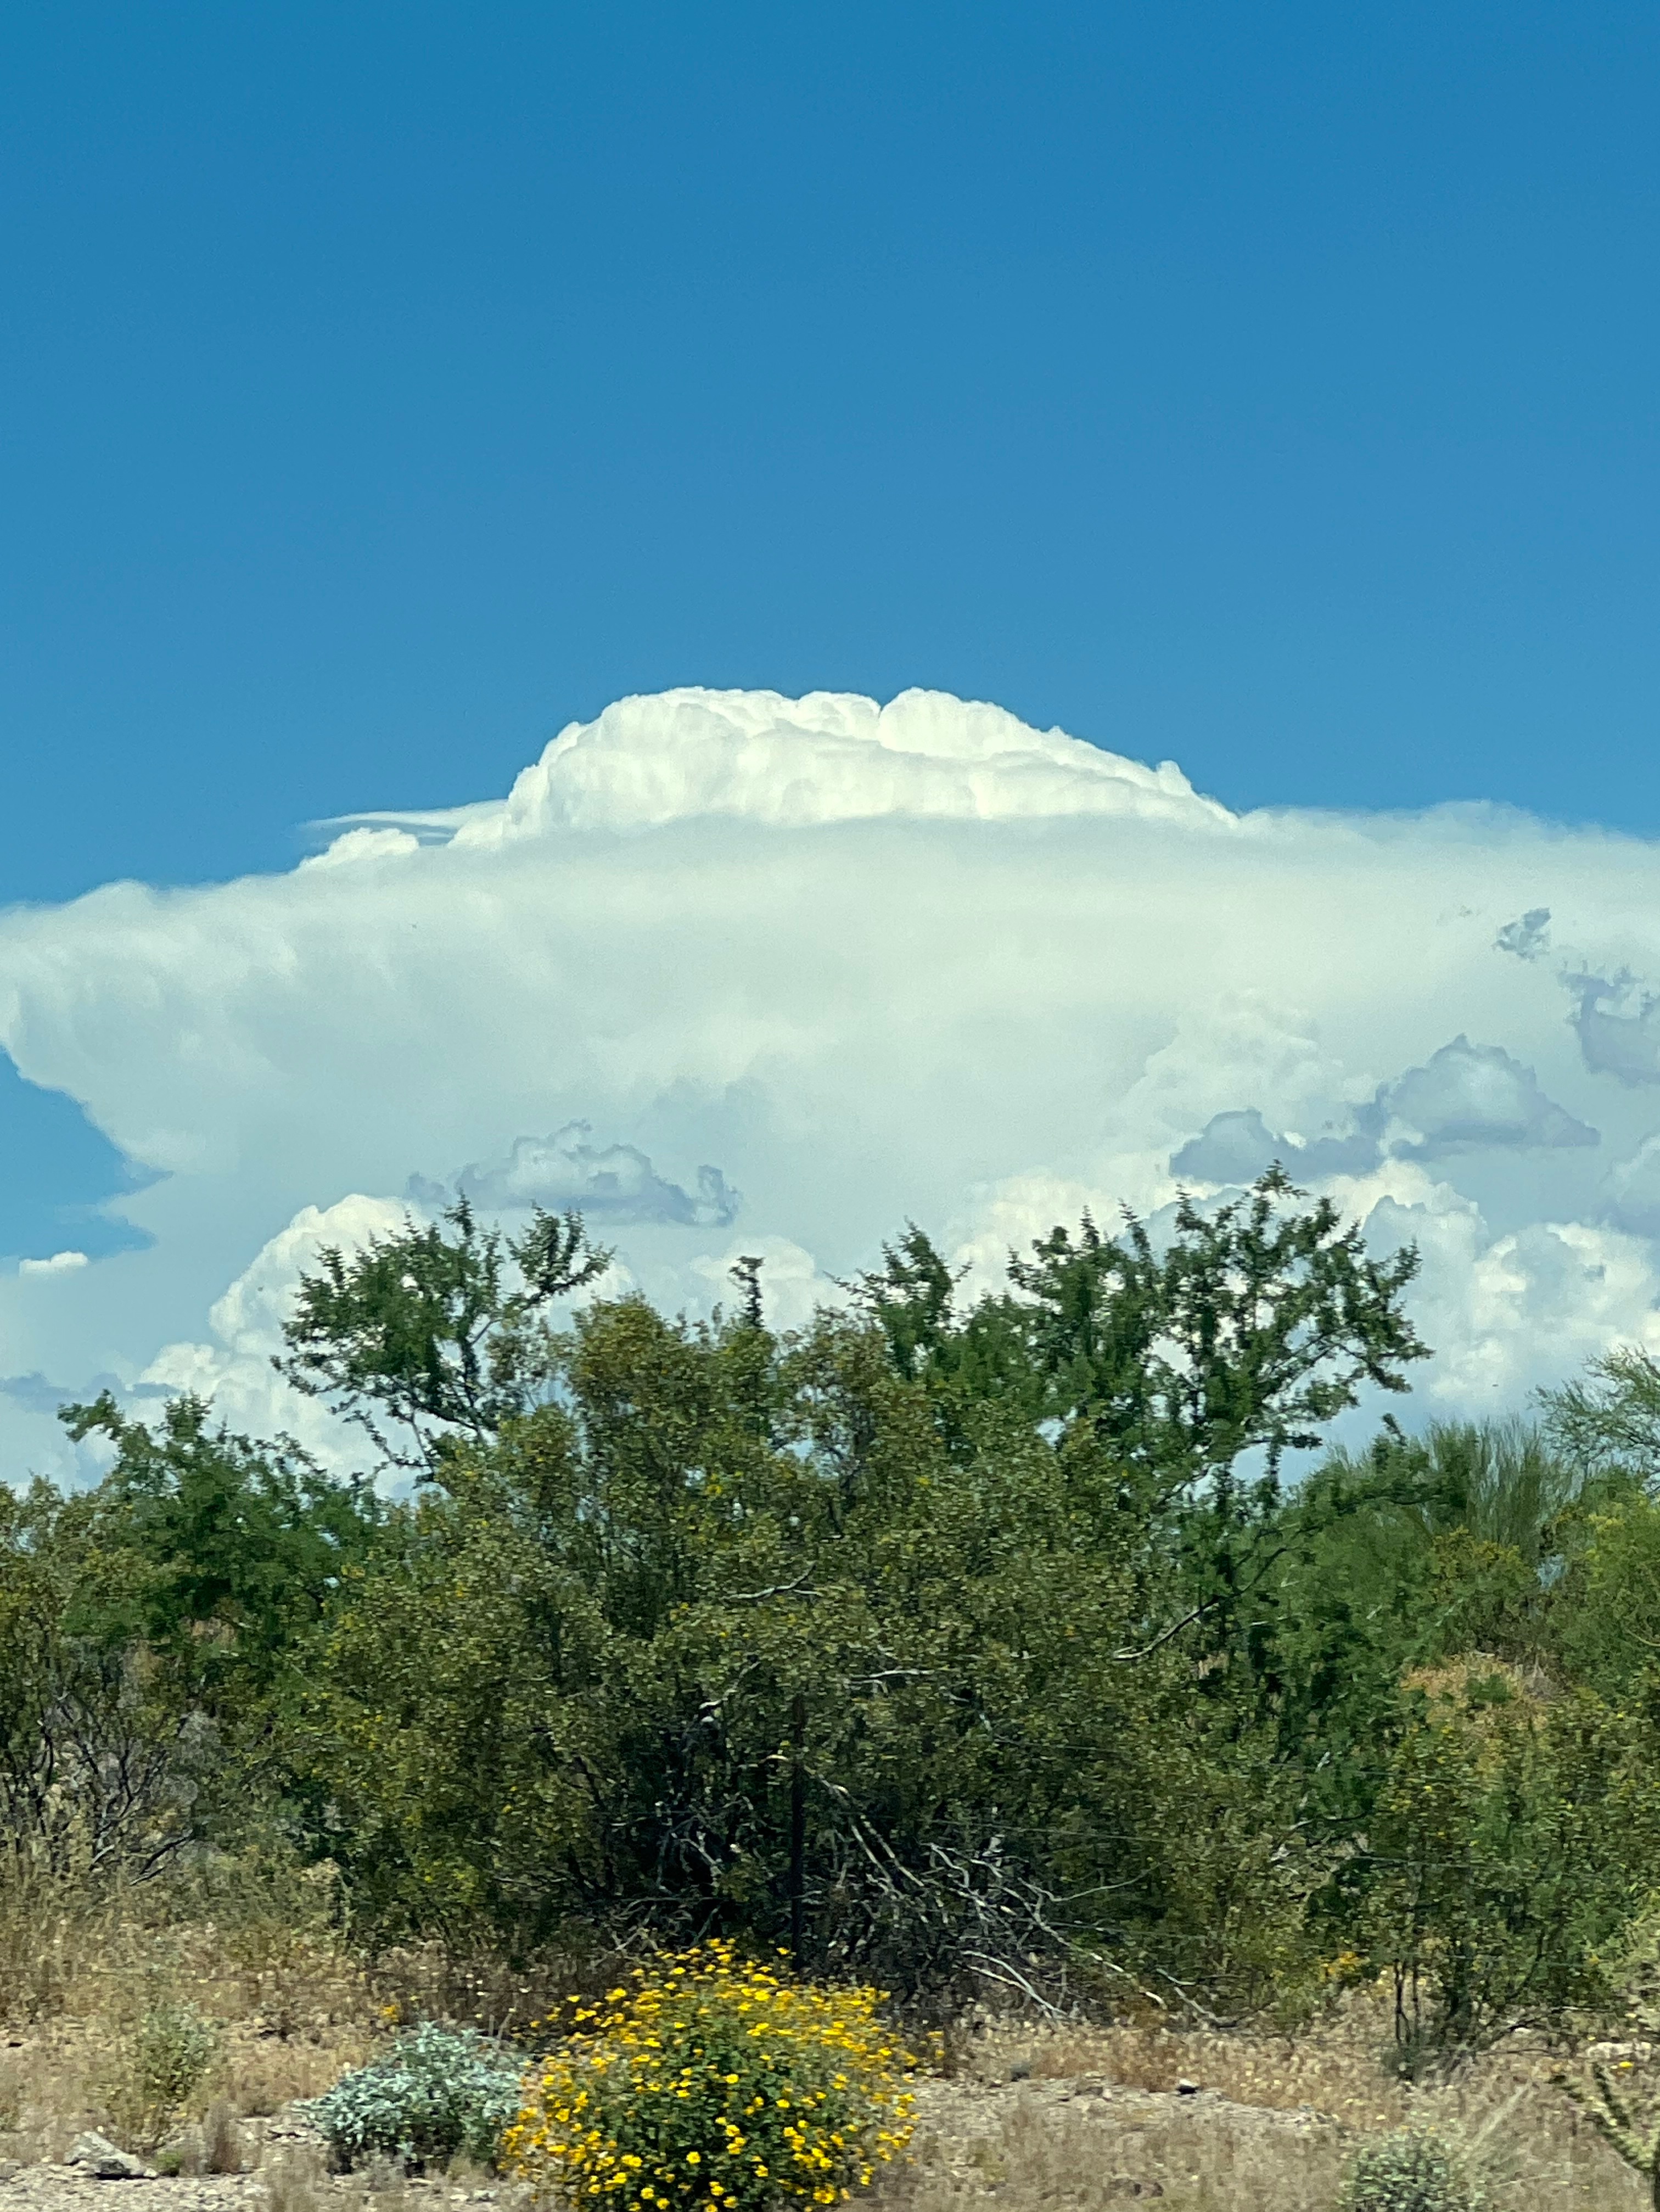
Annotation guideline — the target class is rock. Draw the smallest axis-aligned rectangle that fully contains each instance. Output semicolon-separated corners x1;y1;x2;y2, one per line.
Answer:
70;2131;149;2180
1589;2040;1654;2067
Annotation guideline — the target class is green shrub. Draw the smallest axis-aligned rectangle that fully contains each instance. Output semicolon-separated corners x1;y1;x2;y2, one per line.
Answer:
106;1999;221;2148
1339;2126;1480;2212
307;2023;524;2172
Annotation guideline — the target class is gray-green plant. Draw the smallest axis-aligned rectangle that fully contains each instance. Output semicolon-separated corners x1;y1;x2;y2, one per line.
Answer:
306;2022;524;2171
1339;2126;1480;2212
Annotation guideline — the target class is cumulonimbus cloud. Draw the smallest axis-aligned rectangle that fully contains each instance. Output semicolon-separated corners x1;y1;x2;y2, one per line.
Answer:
4;685;1660;1480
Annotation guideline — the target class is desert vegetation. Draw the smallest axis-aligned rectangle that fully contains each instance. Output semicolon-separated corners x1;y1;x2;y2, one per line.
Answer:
10;1169;1660;2203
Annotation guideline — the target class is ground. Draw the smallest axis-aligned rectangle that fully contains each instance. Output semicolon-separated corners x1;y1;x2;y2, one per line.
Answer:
1;2002;1654;2211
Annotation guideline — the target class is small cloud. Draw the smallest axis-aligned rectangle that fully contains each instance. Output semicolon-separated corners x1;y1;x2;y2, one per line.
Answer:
689;1237;844;1331
1569;974;1660;1086
0;1362;156;1417
439;1123;740;1227
0;1368;73;1415
1377;1035;1597;1157
299;826;422;870
1170;1109;1285;1185
1495;907;1551;960
18;1249;89;1277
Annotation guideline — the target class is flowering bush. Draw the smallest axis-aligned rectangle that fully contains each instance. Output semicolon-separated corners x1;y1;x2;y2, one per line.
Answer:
504;1942;918;2210
307;2022;524;2171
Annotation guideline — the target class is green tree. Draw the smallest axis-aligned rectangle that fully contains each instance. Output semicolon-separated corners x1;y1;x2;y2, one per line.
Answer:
274;1198;610;1472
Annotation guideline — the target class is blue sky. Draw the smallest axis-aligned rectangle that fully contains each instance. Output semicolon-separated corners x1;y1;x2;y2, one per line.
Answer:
6;1;1660;912
8;5;1660;1471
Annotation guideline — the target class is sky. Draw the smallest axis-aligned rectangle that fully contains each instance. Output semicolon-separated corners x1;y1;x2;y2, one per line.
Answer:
5;5;1660;1481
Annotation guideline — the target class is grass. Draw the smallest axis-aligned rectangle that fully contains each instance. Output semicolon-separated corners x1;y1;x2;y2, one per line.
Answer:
0;1849;378;2166
880;2000;1656;2212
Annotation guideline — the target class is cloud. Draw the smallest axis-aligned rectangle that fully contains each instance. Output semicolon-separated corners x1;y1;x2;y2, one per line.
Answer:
1375;1035;1597;1158
299;826;423;870
1495;908;1551;960
18;1250;89;1278
134;1194;416;1457
424;1123;740;1227
1171;1035;1595;1189
3;683;1660;1479
442;688;1233;841
689;1237;846;1333
1601;1132;1660;1237
0;1369;83;1418
1571;976;1660;1086
1170;1109;1376;1185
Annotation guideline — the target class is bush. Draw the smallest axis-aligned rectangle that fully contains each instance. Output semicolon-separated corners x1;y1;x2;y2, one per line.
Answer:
504;1941;918;2210
107;1999;222;2149
307;2023;524;2172
1339;2126;1480;2212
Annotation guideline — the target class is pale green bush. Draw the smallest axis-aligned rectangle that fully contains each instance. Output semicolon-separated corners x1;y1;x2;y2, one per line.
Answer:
307;2022;523;2171
1339;2126;1480;2212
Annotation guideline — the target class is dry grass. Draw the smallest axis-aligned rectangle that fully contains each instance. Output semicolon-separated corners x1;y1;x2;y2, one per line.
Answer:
885;1997;1655;2212
0;1851;381;2165
889;2091;1349;2212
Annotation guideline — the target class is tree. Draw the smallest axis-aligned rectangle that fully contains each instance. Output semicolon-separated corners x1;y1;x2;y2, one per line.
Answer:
274;1199;610;1472
1543;1346;1660;1487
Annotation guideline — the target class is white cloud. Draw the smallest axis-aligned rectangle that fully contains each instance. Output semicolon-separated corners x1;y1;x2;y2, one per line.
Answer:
689;1237;846;1334
447;688;1232;841
137;1194;414;1461
4;684;1660;1479
18;1250;89;1278
300;826;423;870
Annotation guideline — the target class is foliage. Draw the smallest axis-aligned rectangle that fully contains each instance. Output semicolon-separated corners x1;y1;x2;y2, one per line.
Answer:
505;1941;917;2210
306;2021;524;2171
1338;2125;1480;2212
22;1167;1660;2054
1549;1487;1660;1698
1542;1345;1660;1485
1360;1665;1660;2054
106;1998;222;2149
275;1198;610;1472
0;1393;381;1878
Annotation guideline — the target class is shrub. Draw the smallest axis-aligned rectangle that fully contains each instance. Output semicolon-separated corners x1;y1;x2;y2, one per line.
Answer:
505;1941;918;2210
1339;2126;1480;2212
107;1999;222;2148
307;2022;524;2172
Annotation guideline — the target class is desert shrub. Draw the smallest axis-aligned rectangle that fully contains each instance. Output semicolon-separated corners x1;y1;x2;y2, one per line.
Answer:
1361;1668;1660;2056
1339;2125;1480;2212
506;1941;917;2211
307;2021;523;2171
106;1997;221;2148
